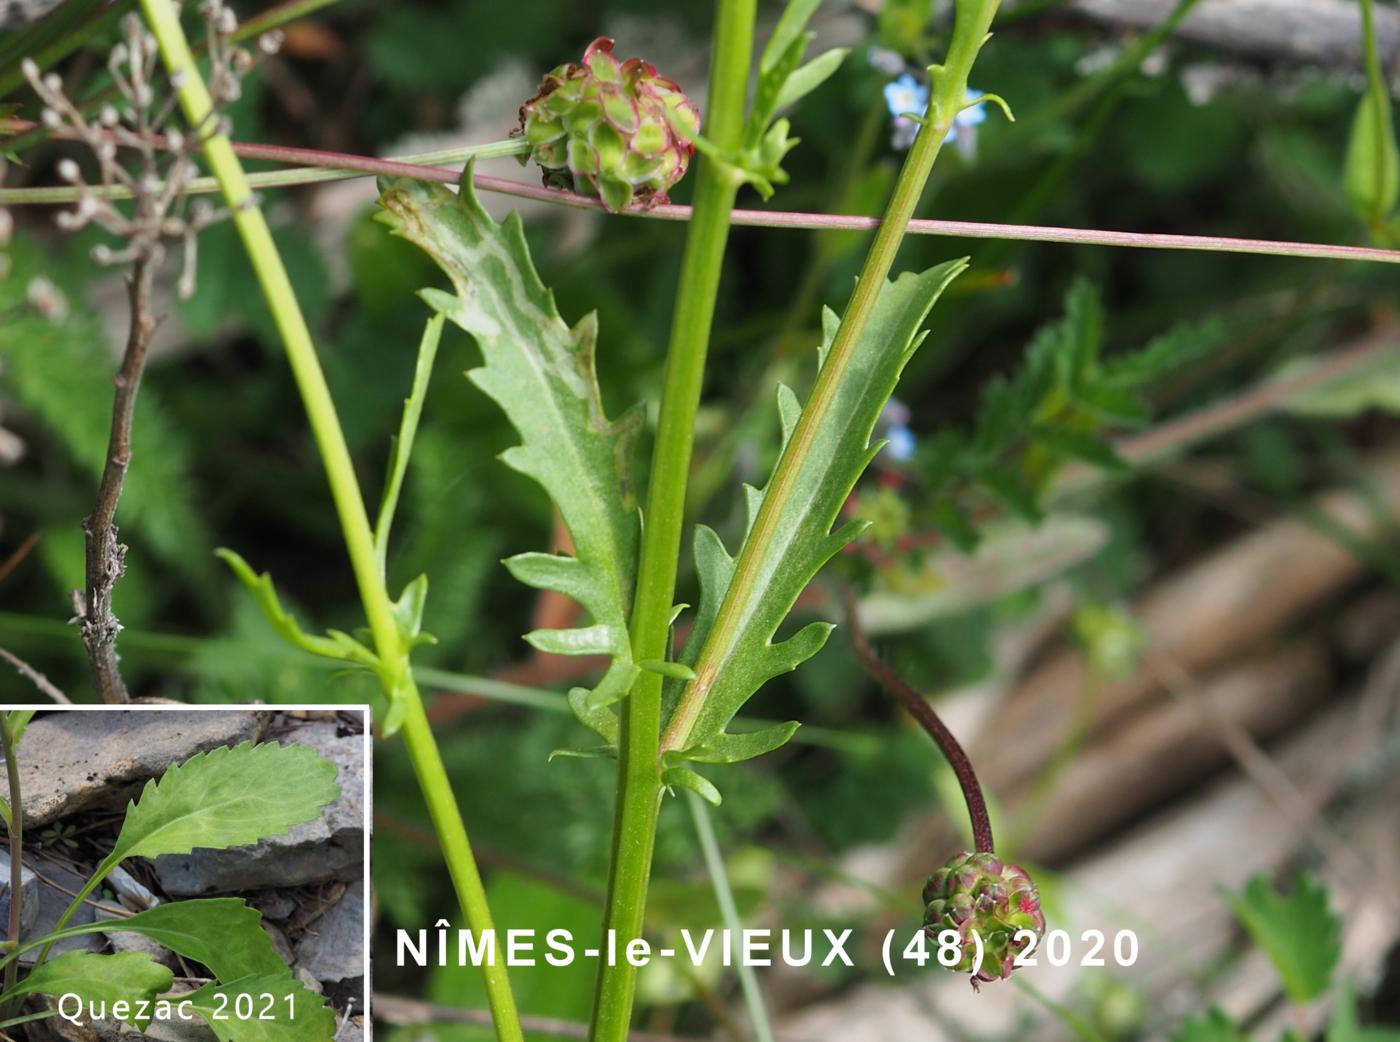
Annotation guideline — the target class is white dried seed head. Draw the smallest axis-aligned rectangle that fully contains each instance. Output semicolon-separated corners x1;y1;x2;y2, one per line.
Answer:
258;30;283;55
41;108;62;128
42;72;62;92
20;58;39;83
97;140;117;162
56;158;81;182
170;69;187;90
26;275;69;321
100;104;120;126
217;7;236;34
231;47;253;72
164;128;185;152
134;83;154;108
110;42;129;66
90;243;113;263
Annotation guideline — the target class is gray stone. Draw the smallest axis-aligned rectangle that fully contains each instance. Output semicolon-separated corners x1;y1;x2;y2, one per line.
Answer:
154;723;364;895
248;889;296;920
0;849;40;936
20;852;102;963
294;884;365;984
10;710;266;826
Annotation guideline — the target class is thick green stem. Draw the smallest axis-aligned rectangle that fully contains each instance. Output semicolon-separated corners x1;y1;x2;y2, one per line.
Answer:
663;0;1001;755
588;2;754;1040
137;3;523;1040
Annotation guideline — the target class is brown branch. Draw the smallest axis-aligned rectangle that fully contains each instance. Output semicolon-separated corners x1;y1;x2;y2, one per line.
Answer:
0;533;38;586
78;257;158;704
843;588;995;854
0;648;70;704
372;994;701;1042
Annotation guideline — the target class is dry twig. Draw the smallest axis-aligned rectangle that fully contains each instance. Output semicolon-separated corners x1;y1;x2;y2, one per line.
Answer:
20;6;278;701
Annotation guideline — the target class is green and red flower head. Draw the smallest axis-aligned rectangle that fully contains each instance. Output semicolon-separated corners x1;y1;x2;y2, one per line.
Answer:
516;37;700;212
922;851;1045;983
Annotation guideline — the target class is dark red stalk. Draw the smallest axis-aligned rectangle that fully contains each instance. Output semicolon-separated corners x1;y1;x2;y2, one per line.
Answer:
844;588;995;853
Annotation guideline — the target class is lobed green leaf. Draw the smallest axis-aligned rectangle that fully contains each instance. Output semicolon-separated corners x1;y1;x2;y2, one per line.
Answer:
377;168;642;737
47;898;290;983
2;952;172;1030
664;261;966;765
109;741;340;865
184;974;336;1042
1223;872;1340;1003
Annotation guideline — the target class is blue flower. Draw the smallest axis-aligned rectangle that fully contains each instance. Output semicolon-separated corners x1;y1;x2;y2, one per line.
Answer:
884;78;989;155
885;425;917;462
954;88;988;129
883;73;929;120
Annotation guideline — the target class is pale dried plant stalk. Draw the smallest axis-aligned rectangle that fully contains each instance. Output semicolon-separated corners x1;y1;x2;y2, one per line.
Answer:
17;2;280;701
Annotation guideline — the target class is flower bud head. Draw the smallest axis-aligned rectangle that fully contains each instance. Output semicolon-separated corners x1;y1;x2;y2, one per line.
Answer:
922;851;1045;983
516;37;699;212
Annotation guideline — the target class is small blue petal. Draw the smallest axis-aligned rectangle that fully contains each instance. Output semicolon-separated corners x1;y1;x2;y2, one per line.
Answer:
883;73;929;119
885;426;917;462
955;88;988;128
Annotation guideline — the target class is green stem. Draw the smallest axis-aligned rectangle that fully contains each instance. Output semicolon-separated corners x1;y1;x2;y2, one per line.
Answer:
686;792;774;1042
398;678;521;1037
232;0;347;42
663;0;1001;755
136;3;523;1040
0;717;21;1017
588;2;754;1040
374;314;444;575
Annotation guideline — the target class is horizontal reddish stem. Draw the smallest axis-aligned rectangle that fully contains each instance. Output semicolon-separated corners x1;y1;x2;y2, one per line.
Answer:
6;118;1400;264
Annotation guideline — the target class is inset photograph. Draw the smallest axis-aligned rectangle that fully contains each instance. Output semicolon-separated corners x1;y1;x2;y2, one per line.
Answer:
0;706;368;1042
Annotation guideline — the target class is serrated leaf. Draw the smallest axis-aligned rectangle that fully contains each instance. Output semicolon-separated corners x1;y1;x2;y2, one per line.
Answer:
4;710;34;744
1073;378;1149;426
1059;278;1103;394
378;168;640;737
667;261;965;762
684;722;800;764
3;952;172;1029
1223;872;1340;1002
661;766;721;806
980;466;1043;523
107;741;340;867
565;686;619;745
1170;1009;1249;1042
47;898;289;983
184;974;336;1042
217;549;379;669
1030;424;1129;471
1104;318;1229;389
